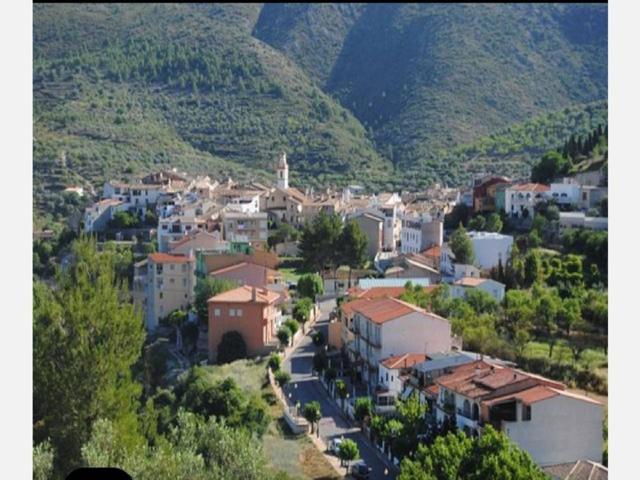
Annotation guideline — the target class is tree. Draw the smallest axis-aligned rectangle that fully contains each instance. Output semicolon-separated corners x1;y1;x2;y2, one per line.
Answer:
166;309;188;351
81;412;278;480
354;397;373;424
523;251;542;287
514;329;530;357
394;392;428;456
274;371;291;388
277;327;291;349
194;277;236;323
296;273;324;301
33;238;145;474
339;219;369;287
531;150;570;184
383;418;404;456
338;438;359;473
293;297;314;326
217;331;247;364
299;211;343;274
303;401;322;436
33;440;55;480
283;318;300;339
557;297;582;335
175;368;270;436
485;213;503;232
398;426;547;480
450;223;474;265
335;379;348;410
535;291;560;357
267;353;281;372
468;215;486;231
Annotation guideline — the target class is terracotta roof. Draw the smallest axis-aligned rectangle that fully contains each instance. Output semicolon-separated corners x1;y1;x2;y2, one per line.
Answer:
350;297;428;324
207;285;279;304
422;245;441;258
483;385;559;406
347;285;437;300
381;353;429;369
341;297;376;317
510;183;550;192
453;277;487;287
210;261;278;276
148;253;194;264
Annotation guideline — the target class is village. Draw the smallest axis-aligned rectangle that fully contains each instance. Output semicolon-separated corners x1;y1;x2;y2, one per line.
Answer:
72;150;610;479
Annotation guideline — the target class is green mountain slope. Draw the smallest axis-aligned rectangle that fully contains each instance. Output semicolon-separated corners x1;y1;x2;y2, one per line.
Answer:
33;3;392;202
255;3;607;165
33;3;607;226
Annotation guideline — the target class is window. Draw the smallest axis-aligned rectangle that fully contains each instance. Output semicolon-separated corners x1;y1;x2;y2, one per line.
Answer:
170;264;174;271
182;278;187;287
182;264;187;272
170;278;175;284
523;405;532;421
214;308;221;317
159;292;163;299
229;309;236;317
236;309;243;317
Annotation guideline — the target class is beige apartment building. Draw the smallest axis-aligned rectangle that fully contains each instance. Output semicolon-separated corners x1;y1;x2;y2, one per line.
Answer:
133;252;196;332
221;211;268;248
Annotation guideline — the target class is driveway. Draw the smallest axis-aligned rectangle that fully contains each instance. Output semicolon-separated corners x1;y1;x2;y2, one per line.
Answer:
283;299;397;480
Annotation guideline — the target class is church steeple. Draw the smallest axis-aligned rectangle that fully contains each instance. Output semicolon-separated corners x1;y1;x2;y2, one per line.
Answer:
276;151;289;189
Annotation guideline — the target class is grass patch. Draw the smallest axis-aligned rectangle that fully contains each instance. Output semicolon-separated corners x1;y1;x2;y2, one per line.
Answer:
524;340;607;369
201;358;338;479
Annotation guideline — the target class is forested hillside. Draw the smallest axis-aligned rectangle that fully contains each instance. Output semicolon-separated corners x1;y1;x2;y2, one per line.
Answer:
34;3;607;224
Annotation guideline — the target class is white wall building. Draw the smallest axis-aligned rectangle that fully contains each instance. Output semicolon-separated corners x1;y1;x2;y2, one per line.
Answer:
549;180;581;207
400;212;444;254
504;183;550;219
468;231;514;270
348;297;452;388
450;277;506;302
559;212;608;231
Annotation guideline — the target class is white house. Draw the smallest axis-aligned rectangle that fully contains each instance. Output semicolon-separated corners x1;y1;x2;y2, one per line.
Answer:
450;277;506;302
83;199;128;233
452;264;481;281
549;180;581;207
399;212;444;254
559;212;608;231
376;353;429;414
346;297;452;389
468;231;514;270
504;183;550;219
434;361;604;467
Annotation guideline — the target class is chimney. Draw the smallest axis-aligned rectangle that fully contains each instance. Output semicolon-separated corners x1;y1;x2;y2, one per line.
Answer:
251;286;257;302
474;364;481;377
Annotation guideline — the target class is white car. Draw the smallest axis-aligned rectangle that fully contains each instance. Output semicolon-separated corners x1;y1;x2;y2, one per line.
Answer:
328;438;343;455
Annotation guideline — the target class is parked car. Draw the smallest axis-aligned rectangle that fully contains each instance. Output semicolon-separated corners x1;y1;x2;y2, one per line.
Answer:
328;438;343;455
350;461;371;479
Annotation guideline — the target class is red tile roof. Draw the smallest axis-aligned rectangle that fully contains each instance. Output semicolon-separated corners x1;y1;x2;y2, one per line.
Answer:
340;297;376;317
453;277;487;287
347;285;437;300
510;183;550;192
148;253;194;264
381;353;429;369
422;245;441;258
350;297;425;324
207;285;279;304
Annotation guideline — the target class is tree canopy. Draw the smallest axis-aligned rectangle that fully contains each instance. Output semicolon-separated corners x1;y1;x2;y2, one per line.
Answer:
450;223;474;265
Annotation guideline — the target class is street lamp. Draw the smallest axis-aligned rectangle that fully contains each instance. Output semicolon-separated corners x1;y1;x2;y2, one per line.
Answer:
384;468;389;476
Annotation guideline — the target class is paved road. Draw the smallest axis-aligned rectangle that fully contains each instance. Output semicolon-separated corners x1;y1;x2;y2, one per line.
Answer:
283;299;397;480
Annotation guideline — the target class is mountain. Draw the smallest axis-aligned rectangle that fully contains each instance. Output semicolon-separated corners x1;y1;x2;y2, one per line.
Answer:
33;3;607;223
255;3;607;168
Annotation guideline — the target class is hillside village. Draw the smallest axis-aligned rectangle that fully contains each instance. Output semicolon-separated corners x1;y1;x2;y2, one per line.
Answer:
60;144;610;478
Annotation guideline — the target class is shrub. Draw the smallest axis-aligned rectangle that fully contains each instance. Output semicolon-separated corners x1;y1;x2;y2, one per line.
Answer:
267;353;281;372
274;370;291;388
216;331;247;364
277;327;291;348
283;318;300;337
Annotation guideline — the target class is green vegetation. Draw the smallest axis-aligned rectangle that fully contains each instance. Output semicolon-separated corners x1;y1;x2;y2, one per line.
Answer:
337;438;359;472
216;331;248;364
449;223;474;265
293;297;314;324
33;238;145;475
398;426;547;480
302;401;322;436
296;273;324;301
194;277;236;323
34;4;607;229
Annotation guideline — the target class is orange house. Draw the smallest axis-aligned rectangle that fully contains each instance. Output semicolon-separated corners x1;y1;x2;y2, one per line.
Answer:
207;285;279;361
